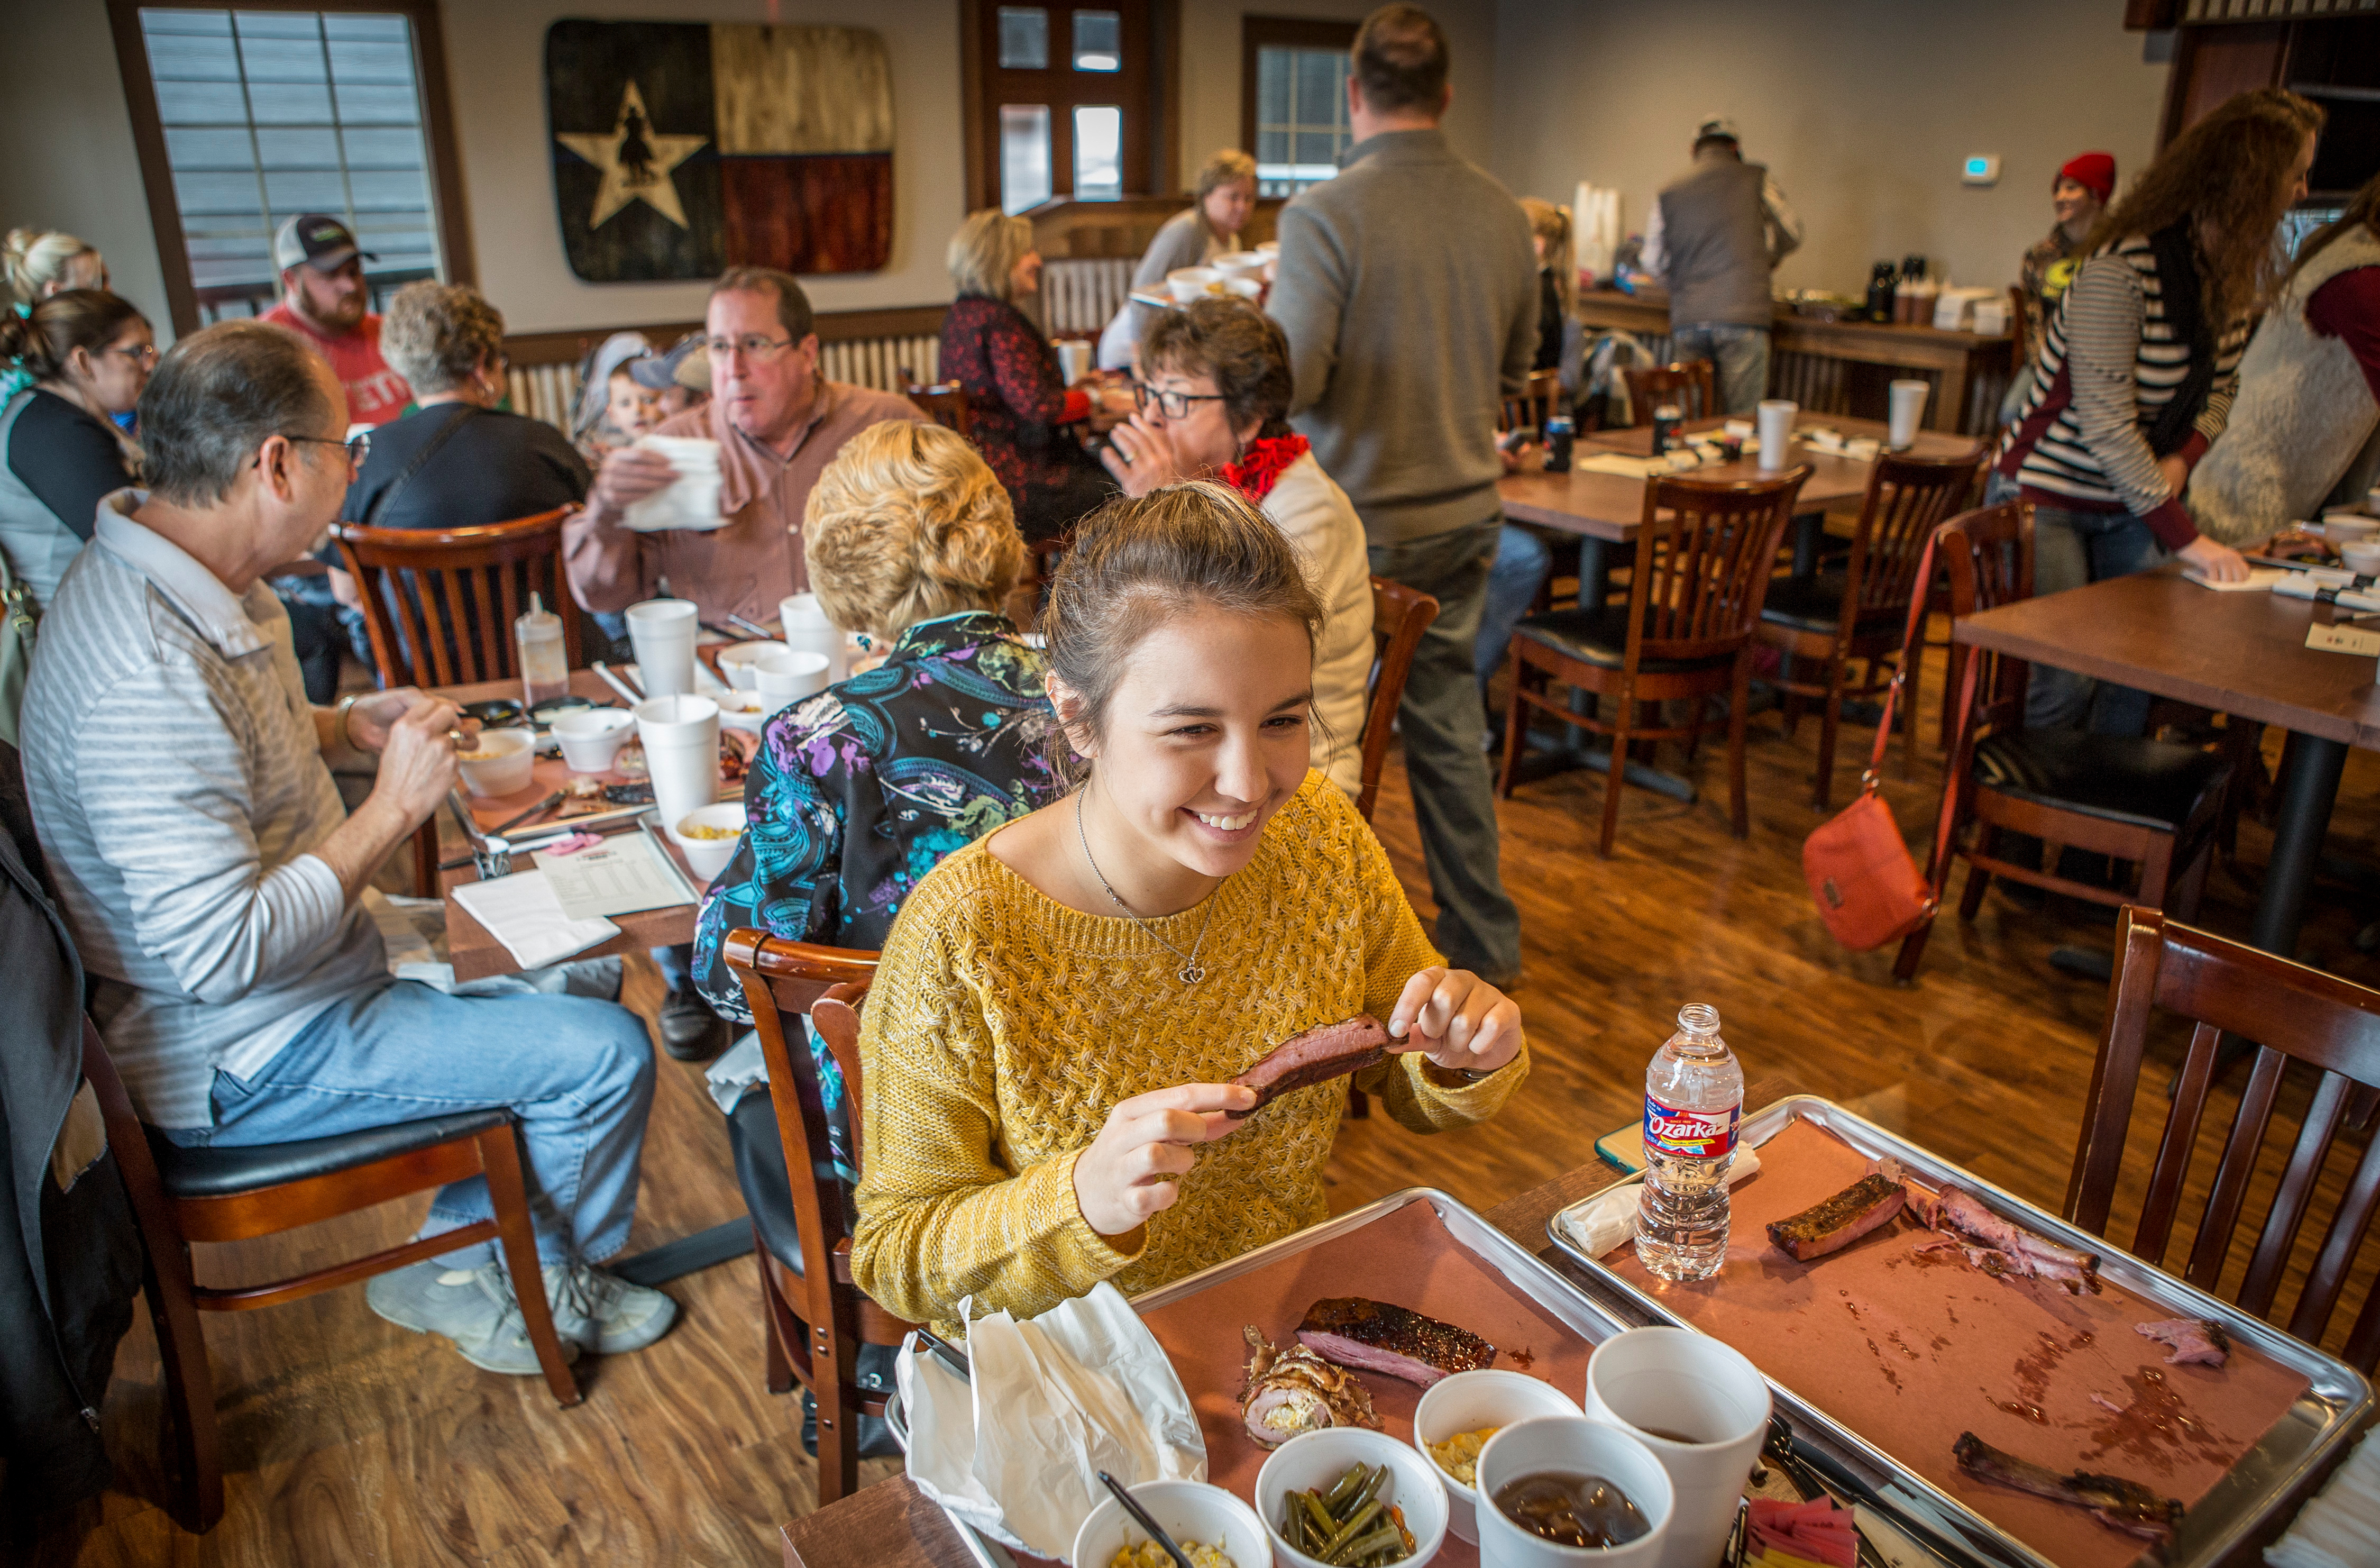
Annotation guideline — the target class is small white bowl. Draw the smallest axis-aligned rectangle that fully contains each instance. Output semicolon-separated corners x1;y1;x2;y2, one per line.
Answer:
1220;276;1263;300
1255;1427;1449;1568
2342;541;2380;578
711;688;770;734
2323;511;2379;545
754;648;833;708
550;708;633;772
716;640;790;690
1166;266;1223;303
1413;1370;1584;1544
671;802;747;882
1473;1417;1673;1567
1072;1480;1269;1568
456;728;537;797
1214;250;1266;275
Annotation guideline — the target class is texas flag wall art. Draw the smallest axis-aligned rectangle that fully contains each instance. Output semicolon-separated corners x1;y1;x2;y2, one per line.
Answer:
546;20;894;281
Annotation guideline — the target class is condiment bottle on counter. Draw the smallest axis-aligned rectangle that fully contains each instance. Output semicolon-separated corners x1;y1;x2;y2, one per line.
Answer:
1865;261;1897;325
1634;1002;1743;1282
516;591;569;709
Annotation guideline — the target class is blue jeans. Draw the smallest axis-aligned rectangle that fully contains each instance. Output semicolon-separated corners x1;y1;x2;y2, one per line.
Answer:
1476;524;1553;692
1669;323;1771;416
2024;495;2165;736
162;979;656;1267
1368;518;1523;979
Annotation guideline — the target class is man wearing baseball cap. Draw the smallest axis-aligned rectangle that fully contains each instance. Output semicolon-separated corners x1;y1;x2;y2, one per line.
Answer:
258;213;411;428
1640;115;1804;414
2018;153;2117;372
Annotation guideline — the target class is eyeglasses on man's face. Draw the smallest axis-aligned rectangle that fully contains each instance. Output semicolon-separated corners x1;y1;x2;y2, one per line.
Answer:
256;431;371;475
1132;381;1230;420
704;333;795;363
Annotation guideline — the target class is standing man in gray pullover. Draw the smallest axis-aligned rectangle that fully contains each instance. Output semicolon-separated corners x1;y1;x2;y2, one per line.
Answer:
1268;3;1532;985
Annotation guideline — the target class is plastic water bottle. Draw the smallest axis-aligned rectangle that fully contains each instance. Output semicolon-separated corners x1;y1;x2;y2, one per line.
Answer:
1634;1004;1743;1281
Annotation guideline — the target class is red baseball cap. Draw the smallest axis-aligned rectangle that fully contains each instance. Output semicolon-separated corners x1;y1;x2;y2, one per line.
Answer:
2057;153;2116;206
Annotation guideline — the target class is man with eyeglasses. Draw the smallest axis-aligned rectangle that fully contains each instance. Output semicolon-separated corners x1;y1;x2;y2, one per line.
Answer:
20;323;678;1376
564;267;921;1059
257;214;412;430
564;267;923;629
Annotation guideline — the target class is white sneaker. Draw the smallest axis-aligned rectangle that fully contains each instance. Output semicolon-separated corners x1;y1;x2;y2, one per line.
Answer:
368;1260;580;1376
545;1262;679;1355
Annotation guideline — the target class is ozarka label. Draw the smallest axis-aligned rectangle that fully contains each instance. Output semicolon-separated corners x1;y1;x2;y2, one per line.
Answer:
1644;1095;1739;1159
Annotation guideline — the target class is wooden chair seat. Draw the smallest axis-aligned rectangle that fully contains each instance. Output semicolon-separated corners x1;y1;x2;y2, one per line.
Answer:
144;1106;511;1204
1971;729;2230;834
1515;606;1736;676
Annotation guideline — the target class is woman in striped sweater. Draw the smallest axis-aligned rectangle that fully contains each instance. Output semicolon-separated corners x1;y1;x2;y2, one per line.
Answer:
1995;88;2322;734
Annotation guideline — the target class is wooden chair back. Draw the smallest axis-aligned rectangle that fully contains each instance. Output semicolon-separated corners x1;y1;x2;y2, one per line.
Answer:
721;932;910;1502
1625;469;1810;665
1934;501;2036;758
1845;451;1987;623
1623;360;1717;424
900;368;974;440
332;506;583;689
2070;908;2380;1370
1498;368;1562;435
1357;576;1439;824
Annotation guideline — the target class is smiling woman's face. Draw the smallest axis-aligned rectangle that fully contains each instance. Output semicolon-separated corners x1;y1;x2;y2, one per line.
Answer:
1065;602;1314;885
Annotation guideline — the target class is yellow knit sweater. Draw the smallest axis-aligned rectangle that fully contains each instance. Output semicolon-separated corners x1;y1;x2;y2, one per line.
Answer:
850;771;1527;1333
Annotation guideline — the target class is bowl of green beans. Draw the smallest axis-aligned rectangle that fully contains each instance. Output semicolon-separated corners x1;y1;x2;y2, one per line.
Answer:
1255;1428;1449;1568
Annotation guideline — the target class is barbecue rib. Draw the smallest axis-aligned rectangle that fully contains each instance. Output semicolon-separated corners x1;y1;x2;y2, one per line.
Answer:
1766;1173;1909;1262
1916;1185;2101;1294
2136;1317;2229;1369
1296;1298;1497;1387
1226;1016;1392;1118
1239;1325;1380;1447
1952;1432;2183;1542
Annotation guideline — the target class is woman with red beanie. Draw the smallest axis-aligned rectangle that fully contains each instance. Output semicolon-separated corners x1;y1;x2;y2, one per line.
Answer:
2017;151;2116;370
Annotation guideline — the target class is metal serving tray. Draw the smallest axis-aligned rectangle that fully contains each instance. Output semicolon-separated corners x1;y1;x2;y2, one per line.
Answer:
1546;1095;2373;1568
893;1187;1645;1568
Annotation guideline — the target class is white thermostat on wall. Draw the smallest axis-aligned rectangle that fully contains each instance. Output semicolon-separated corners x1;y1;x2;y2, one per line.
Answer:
1962;154;2002;187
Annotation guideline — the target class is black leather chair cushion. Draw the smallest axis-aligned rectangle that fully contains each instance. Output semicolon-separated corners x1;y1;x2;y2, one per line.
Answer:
147;1107;512;1200
727;1087;857;1279
1974;728;2229;833
1757;573;1905;636
1515;606;1735;674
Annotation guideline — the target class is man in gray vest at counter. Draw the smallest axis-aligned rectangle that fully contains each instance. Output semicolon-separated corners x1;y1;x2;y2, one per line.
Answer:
1268;2;1532;986
1642;115;1804;415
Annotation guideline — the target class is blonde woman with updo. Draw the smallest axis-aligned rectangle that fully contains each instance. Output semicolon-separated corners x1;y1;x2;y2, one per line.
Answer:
3;230;111;406
851;482;1526;1335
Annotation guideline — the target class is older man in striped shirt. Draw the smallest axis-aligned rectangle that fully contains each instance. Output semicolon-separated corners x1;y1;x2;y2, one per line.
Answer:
21;322;675;1376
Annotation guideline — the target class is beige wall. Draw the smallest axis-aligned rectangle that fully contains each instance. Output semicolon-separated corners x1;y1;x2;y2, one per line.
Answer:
1174;0;1501;187
1488;0;2172;297
0;1;176;341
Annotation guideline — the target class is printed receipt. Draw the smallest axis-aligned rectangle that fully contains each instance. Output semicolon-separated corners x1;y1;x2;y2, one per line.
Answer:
536;833;697;921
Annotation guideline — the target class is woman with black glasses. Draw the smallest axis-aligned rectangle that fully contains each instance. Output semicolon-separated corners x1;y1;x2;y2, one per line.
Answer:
0;289;152;615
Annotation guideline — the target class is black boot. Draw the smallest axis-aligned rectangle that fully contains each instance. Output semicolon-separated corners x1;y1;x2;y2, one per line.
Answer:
657;986;728;1061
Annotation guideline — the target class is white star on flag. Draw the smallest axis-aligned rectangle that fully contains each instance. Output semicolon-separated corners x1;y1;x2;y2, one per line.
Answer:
555;81;708;230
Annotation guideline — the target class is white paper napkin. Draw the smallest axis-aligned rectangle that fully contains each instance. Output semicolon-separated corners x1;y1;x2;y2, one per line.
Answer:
450;870;619;969
2267;1423;2380;1568
1555;1144;1763;1260
896;1282;1207;1561
622;435;727;533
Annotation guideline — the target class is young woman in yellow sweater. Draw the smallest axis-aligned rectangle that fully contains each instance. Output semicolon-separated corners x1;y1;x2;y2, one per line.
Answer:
850;482;1526;1333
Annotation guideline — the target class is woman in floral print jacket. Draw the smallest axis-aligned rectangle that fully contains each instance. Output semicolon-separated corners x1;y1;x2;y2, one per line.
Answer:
692;422;1065;1178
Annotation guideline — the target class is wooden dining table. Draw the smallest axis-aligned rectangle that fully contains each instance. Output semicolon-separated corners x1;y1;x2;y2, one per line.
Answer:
426;668;707;982
1498;414;1983;603
1954;563;2380;964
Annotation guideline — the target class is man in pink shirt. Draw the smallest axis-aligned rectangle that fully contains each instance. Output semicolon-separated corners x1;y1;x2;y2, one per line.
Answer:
258;214;412;428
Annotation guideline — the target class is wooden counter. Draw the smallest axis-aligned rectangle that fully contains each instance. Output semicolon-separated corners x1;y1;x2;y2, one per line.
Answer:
1576;286;2019;437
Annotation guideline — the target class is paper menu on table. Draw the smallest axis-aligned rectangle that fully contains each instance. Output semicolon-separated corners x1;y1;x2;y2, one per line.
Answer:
449;871;620;969
2183;566;2290;591
534;833;697;920
620;435;727;533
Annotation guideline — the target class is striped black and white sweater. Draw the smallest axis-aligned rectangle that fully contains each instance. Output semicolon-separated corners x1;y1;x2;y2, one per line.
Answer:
1996;232;2247;549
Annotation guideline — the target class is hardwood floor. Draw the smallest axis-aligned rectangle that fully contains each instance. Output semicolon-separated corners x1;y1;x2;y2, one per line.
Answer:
24;650;2379;1565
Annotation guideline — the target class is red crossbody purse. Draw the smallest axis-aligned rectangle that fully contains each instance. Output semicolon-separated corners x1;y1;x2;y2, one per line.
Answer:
1801;535;1945;952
